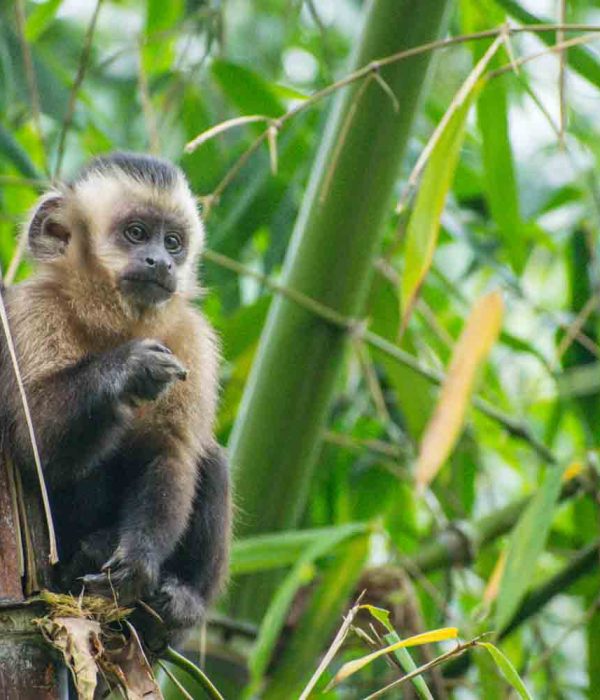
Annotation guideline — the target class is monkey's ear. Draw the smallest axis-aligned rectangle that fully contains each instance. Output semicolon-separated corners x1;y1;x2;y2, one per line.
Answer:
28;195;71;260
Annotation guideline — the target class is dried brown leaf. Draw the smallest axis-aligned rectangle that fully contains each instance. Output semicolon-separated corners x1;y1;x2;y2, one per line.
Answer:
416;291;504;489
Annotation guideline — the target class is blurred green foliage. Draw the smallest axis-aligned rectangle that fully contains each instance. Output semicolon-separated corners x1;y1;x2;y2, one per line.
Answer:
2;0;600;698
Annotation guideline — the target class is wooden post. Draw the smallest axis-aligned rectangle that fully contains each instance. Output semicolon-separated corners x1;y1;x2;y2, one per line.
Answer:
0;458;66;698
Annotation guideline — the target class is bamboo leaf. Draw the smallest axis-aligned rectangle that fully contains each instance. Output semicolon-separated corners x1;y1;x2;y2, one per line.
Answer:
248;526;371;685
478;643;533;700
416;291;504;490
400;34;502;327
383;630;435;700
230;523;368;576
328;627;458;689
362;605;393;631
362;595;437;697
495;462;566;632
25;0;63;42
212;60;284;118
0;124;41;179
400;82;481;327
268;537;370;699
463;0;525;271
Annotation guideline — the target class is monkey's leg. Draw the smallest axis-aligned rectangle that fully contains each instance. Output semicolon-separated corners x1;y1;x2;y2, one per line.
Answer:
84;446;198;600
85;446;230;613
133;447;231;651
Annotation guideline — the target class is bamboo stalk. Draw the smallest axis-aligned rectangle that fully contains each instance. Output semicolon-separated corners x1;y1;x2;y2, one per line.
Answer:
228;0;451;622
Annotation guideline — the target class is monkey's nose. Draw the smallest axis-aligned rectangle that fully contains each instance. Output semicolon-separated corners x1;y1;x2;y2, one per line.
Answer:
145;256;156;267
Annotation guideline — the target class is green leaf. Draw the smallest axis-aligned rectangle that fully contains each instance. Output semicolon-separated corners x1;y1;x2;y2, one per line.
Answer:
25;0;63;42
248;526;371;686
495;463;566;632
142;0;184;75
478;643;533;700
265;535;370;699
401;82;480;325
363;605;393;631
0;124;41;179
212;60;284;118
463;0;524;271
231;523;368;576
383;630;435;700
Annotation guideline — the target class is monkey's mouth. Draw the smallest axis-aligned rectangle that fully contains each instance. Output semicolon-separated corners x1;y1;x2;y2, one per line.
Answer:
119;275;176;305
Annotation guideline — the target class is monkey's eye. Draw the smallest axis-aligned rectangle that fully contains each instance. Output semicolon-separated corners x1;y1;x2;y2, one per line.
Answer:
124;223;148;244
164;233;183;255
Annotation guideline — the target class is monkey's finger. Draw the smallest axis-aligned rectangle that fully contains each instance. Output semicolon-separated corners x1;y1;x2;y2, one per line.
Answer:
147;358;188;382
81;572;114;596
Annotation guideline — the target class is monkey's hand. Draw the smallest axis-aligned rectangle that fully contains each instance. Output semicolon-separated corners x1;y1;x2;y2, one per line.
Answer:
82;544;160;604
120;339;188;404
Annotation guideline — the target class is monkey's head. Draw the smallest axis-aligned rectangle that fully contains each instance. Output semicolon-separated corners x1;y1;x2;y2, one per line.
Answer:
27;152;203;310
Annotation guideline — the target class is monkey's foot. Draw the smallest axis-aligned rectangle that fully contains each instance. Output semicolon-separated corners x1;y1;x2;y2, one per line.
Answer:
82;546;159;603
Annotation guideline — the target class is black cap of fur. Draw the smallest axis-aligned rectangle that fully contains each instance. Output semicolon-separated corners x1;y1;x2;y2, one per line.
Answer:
73;152;181;190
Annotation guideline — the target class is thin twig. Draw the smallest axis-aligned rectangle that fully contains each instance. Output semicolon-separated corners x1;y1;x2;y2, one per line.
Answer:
137;42;160;155
557;294;599;359
13;0;49;177
200;133;268;216
54;0;104;178
5;231;29;287
322;430;405;460
0;281;58;563
190;23;600;211
490;32;600;79
299;593;366;700
558;0;567;146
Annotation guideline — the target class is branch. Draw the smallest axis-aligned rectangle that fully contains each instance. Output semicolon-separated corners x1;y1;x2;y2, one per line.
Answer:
188;23;600;209
54;0;104;178
501;540;599;638
203;248;556;462
408;476;584;575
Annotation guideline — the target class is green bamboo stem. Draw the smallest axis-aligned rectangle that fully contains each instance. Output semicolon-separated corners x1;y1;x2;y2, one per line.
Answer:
408;477;582;574
228;0;451;622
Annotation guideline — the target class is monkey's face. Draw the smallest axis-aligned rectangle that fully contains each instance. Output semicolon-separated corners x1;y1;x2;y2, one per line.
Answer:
112;208;189;307
26;155;205;311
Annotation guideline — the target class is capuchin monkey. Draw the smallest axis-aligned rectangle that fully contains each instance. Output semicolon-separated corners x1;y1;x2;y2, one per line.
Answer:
0;152;231;648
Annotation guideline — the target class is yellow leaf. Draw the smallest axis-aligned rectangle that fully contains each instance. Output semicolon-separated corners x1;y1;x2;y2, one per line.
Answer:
328;627;458;688
483;549;507;605
416;291;504;490
562;460;583;482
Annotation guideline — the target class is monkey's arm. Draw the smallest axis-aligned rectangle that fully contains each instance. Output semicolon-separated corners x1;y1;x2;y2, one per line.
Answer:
4;339;186;489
